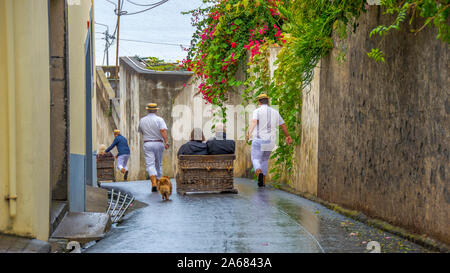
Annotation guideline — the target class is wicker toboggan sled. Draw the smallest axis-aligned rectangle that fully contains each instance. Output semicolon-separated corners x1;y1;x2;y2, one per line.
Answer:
176;154;238;195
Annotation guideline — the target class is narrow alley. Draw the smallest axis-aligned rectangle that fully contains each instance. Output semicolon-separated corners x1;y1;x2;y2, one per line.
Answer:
0;0;448;258
85;179;430;253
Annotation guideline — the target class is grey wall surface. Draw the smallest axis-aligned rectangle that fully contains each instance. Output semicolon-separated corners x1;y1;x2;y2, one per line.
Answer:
69;153;85;212
138;72;191;179
171;77;253;179
317;8;449;244
95;67;119;181
119;57;192;180
49;0;69;200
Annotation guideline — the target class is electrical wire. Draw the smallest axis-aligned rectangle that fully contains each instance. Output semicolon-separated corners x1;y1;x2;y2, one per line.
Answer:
121;0;168;16
101;0;171;65
126;0;166;7
120;38;189;47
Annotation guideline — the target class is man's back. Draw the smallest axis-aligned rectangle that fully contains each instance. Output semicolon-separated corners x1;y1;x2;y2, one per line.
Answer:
138;113;167;141
252;104;284;141
106;134;130;155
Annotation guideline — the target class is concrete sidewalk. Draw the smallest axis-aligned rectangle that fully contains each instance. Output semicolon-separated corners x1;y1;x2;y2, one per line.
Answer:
0;234;50;253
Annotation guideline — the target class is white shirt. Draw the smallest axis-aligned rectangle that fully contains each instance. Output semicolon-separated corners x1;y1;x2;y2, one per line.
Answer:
138;113;168;142
251;105;284;141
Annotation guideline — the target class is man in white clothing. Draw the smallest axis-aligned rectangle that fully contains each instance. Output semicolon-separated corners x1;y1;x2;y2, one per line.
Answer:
246;94;292;187
138;103;170;192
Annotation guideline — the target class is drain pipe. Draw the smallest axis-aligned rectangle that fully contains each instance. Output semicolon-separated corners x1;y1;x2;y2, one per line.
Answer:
5;0;17;218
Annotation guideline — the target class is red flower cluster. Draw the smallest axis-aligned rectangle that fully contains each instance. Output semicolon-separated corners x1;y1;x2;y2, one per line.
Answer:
267;0;281;16
209;11;221;21
201;25;216;44
181;0;287;105
273;24;286;44
244;39;263;60
249;23;269;38
244;24;271;60
179;58;192;71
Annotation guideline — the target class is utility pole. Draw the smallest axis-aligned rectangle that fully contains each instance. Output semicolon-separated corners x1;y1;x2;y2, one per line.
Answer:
95;22;112;66
115;0;121;92
106;31;110;66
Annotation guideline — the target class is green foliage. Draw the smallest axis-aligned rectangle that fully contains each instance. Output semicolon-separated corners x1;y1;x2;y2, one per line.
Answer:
262;0;367;179
368;0;449;61
143;56;182;71
367;48;385;62
184;0;368;180
184;0;449;181
182;0;285;123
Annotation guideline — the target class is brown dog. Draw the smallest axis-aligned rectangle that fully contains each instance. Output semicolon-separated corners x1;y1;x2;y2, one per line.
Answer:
157;176;172;201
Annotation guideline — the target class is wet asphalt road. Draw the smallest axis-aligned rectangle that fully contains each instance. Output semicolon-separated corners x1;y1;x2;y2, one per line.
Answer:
86;178;431;253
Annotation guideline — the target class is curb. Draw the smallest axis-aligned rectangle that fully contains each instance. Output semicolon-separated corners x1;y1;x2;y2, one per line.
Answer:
276;183;450;253
0;234;51;253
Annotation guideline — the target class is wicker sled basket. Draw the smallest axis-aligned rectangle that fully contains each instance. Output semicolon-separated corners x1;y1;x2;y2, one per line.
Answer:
176;154;238;195
97;153;115;182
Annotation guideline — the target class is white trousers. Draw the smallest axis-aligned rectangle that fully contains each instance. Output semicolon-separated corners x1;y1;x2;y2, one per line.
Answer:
143;142;165;179
251;139;273;175
117;154;130;171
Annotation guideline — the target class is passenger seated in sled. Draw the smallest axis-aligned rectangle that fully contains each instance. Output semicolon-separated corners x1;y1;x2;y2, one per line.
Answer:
177;128;208;156
206;123;235;155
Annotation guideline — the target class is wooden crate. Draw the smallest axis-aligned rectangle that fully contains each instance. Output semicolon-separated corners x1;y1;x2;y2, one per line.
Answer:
97;153;115;182
176;154;238;195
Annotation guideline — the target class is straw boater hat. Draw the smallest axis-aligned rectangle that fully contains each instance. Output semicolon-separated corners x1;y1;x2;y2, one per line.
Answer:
257;93;269;100
113;129;120;134
146;103;159;110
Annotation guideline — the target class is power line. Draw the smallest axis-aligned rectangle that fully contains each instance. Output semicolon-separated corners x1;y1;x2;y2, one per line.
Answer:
126;0;166;7
110;0;124;37
96;22;116;66
114;0;122;91
121;0;168;16
120;38;189;47
102;0;169;86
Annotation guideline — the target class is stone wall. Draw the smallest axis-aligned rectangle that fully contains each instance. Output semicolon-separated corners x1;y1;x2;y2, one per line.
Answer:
119;57;192;180
171;77;253;179
95;67;117;160
316;8;449;244
49;0;69;200
112;57;254;181
285;65;320;196
260;47;320;196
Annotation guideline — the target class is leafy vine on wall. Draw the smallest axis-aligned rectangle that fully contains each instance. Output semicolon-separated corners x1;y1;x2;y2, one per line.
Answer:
368;0;449;62
182;0;449;181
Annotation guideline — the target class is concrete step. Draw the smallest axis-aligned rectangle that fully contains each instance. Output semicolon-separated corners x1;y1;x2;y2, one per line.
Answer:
50;212;112;244
86;185;109;213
